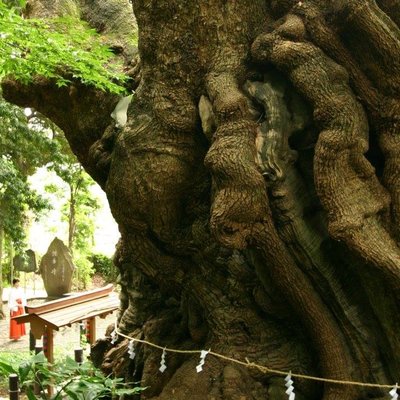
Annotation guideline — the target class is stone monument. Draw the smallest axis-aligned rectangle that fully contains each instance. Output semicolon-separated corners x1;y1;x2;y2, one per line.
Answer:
13;249;37;273
39;237;75;297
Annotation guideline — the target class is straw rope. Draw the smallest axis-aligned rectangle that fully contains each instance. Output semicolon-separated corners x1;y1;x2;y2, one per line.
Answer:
114;327;396;390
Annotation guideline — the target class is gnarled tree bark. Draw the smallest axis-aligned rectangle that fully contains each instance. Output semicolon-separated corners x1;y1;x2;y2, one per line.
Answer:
3;0;400;399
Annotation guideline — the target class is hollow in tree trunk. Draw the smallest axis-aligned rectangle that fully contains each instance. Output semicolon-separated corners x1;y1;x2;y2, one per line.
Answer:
3;0;400;399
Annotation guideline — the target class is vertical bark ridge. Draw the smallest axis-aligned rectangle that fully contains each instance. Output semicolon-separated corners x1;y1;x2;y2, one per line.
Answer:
201;0;270;249
204;44;356;397
252;25;400;290
253;218;355;400
245;74;388;387
292;4;383;114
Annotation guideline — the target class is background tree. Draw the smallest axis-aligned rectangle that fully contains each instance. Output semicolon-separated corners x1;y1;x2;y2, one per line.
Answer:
2;0;400;399
0;95;55;317
0;98;55;245
46;150;100;289
49;156;99;253
0;93;98;312
0;0;116;300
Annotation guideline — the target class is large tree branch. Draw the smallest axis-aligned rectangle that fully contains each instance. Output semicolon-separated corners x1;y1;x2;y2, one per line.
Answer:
2;78;118;186
25;0;137;54
1;0;139;186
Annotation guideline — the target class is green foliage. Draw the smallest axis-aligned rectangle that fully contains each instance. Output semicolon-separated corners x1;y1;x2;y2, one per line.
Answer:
46;135;100;241
0;93;98;290
90;253;116;282
0;96;54;249
0;351;145;399
63;171;99;253
0;0;128;94
74;253;94;290
44;149;100;289
1;236;17;284
0;350;29;391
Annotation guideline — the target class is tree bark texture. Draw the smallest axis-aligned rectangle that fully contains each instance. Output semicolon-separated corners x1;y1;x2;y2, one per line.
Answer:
3;0;400;399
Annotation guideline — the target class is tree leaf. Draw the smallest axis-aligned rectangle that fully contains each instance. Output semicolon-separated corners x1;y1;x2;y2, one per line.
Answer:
63;388;81;400
25;386;37;400
0;360;16;374
18;361;32;383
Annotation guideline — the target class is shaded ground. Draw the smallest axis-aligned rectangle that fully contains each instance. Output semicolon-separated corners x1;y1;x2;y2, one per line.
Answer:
0;276;117;398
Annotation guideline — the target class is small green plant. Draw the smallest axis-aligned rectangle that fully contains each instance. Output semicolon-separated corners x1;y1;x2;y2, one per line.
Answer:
90;253;116;283
0;352;145;399
0;350;30;389
73;253;94;290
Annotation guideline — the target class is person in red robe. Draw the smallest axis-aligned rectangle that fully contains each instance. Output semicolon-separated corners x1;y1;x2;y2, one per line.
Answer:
8;278;26;340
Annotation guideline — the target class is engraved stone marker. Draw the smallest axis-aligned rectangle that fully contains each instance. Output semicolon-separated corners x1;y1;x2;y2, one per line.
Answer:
39;237;75;297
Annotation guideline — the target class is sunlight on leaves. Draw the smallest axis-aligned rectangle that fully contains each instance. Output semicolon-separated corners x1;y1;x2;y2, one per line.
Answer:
0;1;130;94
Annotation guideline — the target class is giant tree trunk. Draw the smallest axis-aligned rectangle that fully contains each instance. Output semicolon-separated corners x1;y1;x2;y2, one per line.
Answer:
3;0;400;399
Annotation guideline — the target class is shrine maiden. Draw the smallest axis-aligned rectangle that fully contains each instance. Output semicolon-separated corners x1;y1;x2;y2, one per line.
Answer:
8;278;26;340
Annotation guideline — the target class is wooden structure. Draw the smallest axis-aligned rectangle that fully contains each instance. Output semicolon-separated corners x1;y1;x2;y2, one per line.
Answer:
13;284;118;363
8;374;19;400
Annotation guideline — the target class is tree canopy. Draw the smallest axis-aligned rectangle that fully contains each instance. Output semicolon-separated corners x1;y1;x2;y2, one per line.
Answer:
0;0;128;93
0;96;53;246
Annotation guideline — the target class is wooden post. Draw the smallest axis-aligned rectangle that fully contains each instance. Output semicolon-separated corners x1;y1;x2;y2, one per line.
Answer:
43;326;54;364
85;320;89;344
29;330;36;353
34;346;43;395
30;319;45;342
35;345;43;354
8;374;19;400
87;318;96;345
74;348;83;364
43;326;54;397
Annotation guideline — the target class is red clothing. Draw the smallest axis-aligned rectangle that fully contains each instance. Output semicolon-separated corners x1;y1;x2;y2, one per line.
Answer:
10;299;26;340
